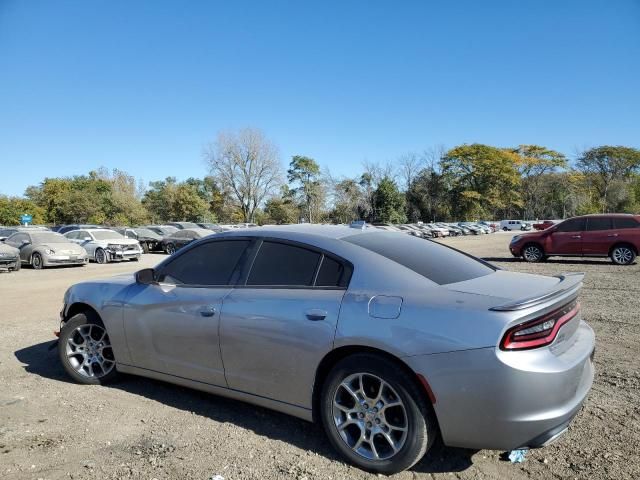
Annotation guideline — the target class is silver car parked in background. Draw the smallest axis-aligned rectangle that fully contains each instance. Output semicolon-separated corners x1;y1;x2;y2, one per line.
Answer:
4;231;88;269
64;228;141;264
56;225;594;474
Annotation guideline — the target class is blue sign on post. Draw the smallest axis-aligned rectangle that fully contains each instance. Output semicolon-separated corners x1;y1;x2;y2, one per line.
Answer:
20;214;33;225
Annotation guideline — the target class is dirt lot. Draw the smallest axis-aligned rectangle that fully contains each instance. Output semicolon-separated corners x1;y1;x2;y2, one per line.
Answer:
1;233;639;480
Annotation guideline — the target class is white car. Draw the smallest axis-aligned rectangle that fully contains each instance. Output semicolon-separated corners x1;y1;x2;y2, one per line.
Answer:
64;228;142;264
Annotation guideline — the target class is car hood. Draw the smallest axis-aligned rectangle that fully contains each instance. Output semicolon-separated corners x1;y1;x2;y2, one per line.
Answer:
0;243;19;255
40;242;86;254
442;270;560;303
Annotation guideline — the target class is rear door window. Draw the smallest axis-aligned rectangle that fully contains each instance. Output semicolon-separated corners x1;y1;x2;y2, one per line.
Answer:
247;241;321;287
344;232;494;285
586;217;612;231
613;217;640;229
315;255;350;287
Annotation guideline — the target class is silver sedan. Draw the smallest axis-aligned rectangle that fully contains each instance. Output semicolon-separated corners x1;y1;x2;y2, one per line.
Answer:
56;225;594;474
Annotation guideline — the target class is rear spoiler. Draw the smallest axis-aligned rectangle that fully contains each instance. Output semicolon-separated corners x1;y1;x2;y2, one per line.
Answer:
490;272;584;312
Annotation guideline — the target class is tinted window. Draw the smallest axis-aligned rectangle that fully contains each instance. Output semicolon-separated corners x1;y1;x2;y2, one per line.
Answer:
613;217;640;229
555;218;586;232
160;240;250;285
315;255;351;287
344;232;494;285
586;217;612;231
247;241;321;286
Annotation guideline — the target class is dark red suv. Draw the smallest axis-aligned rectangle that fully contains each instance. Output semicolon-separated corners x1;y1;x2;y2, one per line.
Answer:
509;214;640;265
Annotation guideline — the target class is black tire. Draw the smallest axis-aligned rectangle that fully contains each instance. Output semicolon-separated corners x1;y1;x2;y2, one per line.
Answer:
95;248;108;264
165;243;176;255
130;255;140;262
610;244;636;265
11;259;21;272
31;252;44;270
58;312;120;385
522;243;545;263
320;354;436;475
140;242;149;254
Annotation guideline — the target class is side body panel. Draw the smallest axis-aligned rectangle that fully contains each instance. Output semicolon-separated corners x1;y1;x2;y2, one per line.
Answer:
220;288;344;408
122;283;231;386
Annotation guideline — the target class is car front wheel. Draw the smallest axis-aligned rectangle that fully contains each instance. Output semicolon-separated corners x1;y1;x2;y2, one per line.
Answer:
522;244;545;263
95;248;108;264
610;245;636;265
165;243;176;255
320;354;436;475
32;252;44;269
58;312;119;385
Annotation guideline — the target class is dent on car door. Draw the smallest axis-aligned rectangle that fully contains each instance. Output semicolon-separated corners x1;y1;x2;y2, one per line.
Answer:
220;240;351;409
123;239;251;386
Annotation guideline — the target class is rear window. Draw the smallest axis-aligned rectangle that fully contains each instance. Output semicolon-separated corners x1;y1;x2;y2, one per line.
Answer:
613;217;640;229
344;232;495;285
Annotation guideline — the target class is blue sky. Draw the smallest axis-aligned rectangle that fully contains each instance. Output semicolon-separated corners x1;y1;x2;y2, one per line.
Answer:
1;0;639;196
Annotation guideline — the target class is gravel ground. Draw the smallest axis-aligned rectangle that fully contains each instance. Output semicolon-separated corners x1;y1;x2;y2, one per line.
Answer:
1;233;638;480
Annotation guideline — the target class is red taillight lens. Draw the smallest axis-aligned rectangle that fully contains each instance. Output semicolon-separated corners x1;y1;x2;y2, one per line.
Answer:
500;300;580;351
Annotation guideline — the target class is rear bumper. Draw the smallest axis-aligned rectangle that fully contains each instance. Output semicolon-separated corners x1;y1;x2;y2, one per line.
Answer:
404;320;595;450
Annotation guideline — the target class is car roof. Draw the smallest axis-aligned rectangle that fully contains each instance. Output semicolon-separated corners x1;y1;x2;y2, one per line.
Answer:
219;224;373;241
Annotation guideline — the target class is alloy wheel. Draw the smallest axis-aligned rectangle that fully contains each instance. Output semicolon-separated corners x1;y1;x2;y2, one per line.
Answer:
95;249;107;264
613;247;633;265
64;324;115;378
332;373;408;461
32;253;43;269
523;245;543;262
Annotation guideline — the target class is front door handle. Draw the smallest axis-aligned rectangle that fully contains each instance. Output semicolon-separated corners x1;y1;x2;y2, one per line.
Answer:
199;306;217;317
305;309;328;321
607;233;619;237
571;235;582;239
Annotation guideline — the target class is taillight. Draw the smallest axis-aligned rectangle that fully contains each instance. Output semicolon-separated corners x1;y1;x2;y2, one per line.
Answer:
500;300;580;351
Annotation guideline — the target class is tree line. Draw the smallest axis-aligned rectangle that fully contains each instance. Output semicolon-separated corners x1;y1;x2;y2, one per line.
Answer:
1;128;639;226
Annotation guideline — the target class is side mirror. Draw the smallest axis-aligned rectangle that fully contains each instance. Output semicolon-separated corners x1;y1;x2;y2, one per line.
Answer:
84;237;92;241
21;240;31;247
135;268;156;285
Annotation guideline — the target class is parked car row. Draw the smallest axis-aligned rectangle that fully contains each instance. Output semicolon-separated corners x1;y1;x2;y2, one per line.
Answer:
371;221;497;238
0;222;257;272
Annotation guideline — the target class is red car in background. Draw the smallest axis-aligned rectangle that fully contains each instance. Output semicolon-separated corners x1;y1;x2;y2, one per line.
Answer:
532;220;557;230
510;214;640;265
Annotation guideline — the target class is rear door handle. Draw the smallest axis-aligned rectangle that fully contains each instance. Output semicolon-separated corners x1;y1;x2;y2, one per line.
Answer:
607;233;619;237
571;235;581;239
305;309;328;321
199;306;217;317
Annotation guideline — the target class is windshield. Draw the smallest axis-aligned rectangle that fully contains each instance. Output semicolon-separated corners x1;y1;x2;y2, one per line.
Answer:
91;230;124;240
344;232;495;285
31;232;69;244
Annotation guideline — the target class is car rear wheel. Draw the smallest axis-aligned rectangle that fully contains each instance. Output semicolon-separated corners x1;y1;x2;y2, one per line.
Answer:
11;259;21;271
320;354;435;474
32;252;44;269
522;244;545;263
58;312;119;385
166;243;176;255
610;245;636;265
95;248;108;264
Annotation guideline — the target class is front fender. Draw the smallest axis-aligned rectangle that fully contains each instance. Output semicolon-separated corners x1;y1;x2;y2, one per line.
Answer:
63;280;135;364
